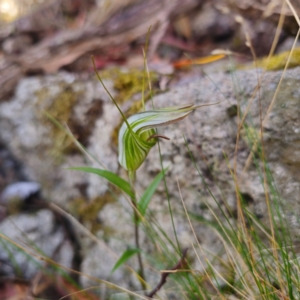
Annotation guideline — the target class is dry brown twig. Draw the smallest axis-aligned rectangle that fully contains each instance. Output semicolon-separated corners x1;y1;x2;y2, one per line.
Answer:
0;0;202;100
146;248;188;298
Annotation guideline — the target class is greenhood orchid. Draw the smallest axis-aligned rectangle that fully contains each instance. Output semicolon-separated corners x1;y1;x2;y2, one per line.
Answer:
91;57;217;173
118;103;213;172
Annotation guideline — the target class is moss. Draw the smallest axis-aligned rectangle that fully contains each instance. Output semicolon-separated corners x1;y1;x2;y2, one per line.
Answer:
36;82;104;162
100;68;159;146
70;191;116;234
67;98;103;153
7;198;24;215
35;83;83;161
100;67;158;104
256;48;300;70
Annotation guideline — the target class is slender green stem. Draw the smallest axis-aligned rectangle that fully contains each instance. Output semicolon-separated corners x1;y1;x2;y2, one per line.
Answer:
128;170;146;290
156;138;180;252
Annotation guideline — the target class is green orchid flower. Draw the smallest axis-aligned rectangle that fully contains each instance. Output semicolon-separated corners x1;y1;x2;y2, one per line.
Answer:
118;103;213;172
91;57;217;173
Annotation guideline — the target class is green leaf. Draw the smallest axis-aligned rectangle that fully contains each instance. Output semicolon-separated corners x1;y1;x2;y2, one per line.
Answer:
111;248;140;273
138;168;167;217
69;167;134;197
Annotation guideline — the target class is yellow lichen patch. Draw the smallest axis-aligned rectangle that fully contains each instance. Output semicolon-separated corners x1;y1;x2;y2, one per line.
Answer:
36;83;83;162
46;86;78;122
6;198;23;215
70;191;116;234
100;67;158;104
100;67;159;146
256;48;300;71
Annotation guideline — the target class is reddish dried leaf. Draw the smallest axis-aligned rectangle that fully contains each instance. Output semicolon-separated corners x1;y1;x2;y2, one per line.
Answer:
0;281;29;300
173;54;225;68
56;276;100;300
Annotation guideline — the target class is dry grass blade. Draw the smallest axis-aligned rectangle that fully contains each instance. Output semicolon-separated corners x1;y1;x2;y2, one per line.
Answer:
285;0;300;26
0;232;149;300
59;285;100;300
177;178;232;299
49;203;143;281
243;26;300;173
243;0;300;173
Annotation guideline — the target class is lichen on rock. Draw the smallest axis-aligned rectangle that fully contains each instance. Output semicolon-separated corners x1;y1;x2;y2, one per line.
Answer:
100;67;158;104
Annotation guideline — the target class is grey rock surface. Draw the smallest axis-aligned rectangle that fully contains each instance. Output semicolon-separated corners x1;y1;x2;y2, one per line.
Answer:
0;209;73;279
0;72;119;206
0;66;299;291
0;181;41;204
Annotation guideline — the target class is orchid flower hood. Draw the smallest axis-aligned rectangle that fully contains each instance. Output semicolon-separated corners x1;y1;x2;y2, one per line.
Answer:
118;104;197;171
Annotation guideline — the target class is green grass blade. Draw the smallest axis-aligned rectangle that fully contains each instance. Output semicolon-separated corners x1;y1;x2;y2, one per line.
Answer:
69;167;134;197
111;248;140;274
138;168;166;217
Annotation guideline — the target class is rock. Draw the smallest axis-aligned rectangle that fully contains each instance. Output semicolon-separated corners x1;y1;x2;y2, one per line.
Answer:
0;141;27;191
0;209;74;279
191;2;235;41
0;66;300;291
215;0;299;35
0;72;119;209
0;181;42;217
190;1;289;56
2;35;33;54
0;181;41;204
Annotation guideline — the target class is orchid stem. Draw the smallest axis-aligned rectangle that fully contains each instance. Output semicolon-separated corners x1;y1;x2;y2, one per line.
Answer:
128;170;146;290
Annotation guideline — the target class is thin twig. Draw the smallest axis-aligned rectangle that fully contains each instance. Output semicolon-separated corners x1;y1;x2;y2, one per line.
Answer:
146;248;188;298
